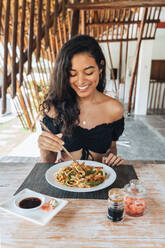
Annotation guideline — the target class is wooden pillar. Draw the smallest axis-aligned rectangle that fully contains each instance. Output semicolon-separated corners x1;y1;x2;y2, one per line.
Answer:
127;8;148;114
134;40;153;115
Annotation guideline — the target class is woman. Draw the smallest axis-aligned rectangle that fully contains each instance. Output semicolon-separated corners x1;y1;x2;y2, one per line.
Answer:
38;35;124;166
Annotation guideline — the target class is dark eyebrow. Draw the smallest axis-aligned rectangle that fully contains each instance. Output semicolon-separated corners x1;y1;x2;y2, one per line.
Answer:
70;66;95;71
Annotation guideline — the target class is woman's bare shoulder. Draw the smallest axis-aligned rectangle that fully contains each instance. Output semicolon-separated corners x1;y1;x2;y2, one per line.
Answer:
103;95;124;121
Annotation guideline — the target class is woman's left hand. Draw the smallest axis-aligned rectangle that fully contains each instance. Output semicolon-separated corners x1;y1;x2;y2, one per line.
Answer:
102;152;124;166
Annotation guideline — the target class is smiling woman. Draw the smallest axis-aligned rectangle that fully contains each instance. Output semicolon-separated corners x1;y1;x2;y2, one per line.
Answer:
69;53;102;100
38;35;125;166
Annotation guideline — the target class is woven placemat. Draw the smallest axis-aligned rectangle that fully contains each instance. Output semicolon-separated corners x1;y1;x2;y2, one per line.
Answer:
14;163;138;200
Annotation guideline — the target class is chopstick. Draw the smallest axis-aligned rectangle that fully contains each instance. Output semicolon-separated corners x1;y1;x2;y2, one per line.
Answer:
40;120;76;162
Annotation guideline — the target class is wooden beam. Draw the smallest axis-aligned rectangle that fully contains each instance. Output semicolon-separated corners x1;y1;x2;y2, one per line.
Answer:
97;37;155;42
66;1;165;10
86;20;160;26
157;22;165;28
127;8;148;114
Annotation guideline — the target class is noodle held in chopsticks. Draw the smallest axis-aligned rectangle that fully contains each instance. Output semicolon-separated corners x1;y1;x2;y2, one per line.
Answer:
55;161;107;188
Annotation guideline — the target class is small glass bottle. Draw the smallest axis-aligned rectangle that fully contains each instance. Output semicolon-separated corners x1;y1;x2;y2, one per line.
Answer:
107;188;124;222
124;179;147;217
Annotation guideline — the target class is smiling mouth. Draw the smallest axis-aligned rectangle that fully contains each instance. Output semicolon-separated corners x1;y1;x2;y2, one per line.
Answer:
77;85;89;90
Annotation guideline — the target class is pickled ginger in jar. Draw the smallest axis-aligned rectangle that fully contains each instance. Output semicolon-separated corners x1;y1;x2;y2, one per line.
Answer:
124;179;147;217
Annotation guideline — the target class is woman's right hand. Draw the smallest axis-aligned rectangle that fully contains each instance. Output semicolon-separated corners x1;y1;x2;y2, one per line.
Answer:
38;132;64;153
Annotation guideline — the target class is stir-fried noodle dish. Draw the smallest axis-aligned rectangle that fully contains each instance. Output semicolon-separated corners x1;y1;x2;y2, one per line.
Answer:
55;161;107;188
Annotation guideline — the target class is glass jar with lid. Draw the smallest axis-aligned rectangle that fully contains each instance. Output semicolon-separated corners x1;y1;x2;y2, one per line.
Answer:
124;179;147;217
107;188;124;222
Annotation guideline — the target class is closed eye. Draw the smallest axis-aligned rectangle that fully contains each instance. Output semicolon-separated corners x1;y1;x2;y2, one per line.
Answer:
69;72;77;77
85;71;94;76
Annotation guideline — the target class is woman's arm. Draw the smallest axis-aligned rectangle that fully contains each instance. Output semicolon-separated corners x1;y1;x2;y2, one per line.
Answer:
110;141;117;155
40;149;57;163
38;130;64;163
102;144;124;166
102;142;124;166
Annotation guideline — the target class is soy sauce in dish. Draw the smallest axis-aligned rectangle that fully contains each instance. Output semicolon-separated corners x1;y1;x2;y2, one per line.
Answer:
19;197;42;209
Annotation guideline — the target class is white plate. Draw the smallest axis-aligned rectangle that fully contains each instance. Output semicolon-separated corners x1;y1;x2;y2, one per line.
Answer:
45;160;116;192
0;188;68;226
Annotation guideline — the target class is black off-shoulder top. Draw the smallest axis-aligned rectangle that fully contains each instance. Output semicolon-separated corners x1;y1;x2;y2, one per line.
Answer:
42;115;124;160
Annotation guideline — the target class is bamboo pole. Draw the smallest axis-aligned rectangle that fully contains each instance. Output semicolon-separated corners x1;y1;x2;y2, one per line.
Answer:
159;83;164;109
153;7;161;38
0;0;2;31
38;56;46;83
127;8;148;113
47;30;54;64
145;7;152;37
2;0;10;114
63;21;67;42
34;58;44;89
22;79;35;121
49;30;56;63
36;0;42;60
81;10;86;34
119;41;122;85
31;68;41;110
147;80;151;109
27;0;35;74
45;48;52;74
161;85;165;109
25;73;38;113
40;54;49;83
149;81;154;109
107;42;117;93
17;87;33;130
153;82;159;110
58;18;63;48
157;83;161;109
19;0;26;87
11;0;18;98
70;9;80;37
45;0;50;49
13;97;27;129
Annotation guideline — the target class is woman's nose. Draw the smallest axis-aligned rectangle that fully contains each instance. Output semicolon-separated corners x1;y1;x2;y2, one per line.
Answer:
77;73;85;84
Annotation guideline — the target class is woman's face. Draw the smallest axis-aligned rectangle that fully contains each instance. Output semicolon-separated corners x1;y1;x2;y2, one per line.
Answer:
69;52;102;98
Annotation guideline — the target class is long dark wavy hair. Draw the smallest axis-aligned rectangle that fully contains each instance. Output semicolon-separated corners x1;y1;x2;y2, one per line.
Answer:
40;34;106;136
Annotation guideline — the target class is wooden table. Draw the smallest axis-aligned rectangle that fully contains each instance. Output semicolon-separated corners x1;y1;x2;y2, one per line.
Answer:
0;161;165;248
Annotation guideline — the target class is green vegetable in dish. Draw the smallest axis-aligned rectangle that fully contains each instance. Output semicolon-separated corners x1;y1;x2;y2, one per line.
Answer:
85;181;101;186
86;170;96;175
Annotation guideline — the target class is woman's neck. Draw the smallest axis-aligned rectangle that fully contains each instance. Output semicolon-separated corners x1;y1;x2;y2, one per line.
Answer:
77;90;100;106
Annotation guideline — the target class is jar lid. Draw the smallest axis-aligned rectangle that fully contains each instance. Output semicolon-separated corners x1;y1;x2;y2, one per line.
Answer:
108;188;124;202
124;179;146;198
